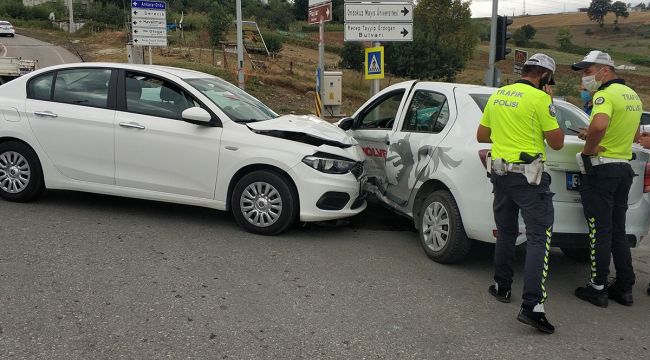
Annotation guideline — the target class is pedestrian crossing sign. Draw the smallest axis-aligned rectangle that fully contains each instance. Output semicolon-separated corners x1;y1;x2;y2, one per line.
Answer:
365;46;384;80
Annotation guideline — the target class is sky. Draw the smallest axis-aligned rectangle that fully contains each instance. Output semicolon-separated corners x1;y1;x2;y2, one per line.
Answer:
469;0;620;18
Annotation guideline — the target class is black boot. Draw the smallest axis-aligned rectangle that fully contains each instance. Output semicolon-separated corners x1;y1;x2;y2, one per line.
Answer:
607;282;633;306
488;284;511;303
517;306;555;334
575;283;608;308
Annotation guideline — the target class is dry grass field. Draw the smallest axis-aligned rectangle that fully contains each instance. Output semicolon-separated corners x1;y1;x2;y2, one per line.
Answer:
14;11;650;116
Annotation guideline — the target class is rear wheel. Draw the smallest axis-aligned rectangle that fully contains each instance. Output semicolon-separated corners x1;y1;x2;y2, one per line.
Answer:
561;247;590;262
231;170;297;235
0;141;44;202
418;190;471;263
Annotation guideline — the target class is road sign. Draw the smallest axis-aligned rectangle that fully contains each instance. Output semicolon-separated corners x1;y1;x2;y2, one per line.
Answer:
132;37;167;46
514;49;528;75
365;46;384;80
345;23;412;42
344;4;413;22
132;18;166;27
131;1;166;9
308;2;332;25
309;0;330;6
132;9;166;19
131;1;167;47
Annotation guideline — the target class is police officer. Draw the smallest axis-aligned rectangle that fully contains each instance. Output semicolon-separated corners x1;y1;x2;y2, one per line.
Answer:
571;50;643;307
477;53;564;334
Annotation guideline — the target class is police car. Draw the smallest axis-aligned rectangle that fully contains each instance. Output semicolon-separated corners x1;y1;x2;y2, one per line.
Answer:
339;81;650;263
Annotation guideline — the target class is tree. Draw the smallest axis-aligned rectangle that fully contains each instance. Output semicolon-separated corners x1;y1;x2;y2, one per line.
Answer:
588;0;612;28
208;2;231;46
339;42;364;72
556;27;573;49
293;0;308;21
384;0;477;81
610;1;629;24
513;24;536;46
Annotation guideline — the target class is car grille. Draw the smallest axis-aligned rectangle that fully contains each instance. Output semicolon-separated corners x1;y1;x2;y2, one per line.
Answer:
350;161;364;179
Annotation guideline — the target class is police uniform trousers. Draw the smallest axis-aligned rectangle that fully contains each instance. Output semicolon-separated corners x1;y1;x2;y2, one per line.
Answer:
579;162;635;290
491;171;554;308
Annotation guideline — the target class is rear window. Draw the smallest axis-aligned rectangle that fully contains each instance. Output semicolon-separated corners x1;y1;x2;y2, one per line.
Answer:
469;93;589;134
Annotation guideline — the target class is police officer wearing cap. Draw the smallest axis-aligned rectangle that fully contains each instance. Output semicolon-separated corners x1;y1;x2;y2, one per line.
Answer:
571;50;643;307
477;53;564;334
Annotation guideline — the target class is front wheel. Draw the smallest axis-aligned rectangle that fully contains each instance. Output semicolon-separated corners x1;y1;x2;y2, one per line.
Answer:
418;190;471;264
0;141;44;202
231;170;297;235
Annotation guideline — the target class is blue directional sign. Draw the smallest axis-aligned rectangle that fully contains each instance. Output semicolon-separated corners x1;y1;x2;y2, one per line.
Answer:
131;1;166;10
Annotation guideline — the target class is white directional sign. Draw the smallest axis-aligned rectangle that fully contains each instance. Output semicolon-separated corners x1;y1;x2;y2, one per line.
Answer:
345;3;413;22
309;0;329;6
131;1;167;47
131;9;166;19
344;23;412;42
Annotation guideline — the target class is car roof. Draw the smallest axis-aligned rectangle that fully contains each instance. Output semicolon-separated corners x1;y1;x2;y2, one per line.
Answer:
0;21;11;25
29;62;217;80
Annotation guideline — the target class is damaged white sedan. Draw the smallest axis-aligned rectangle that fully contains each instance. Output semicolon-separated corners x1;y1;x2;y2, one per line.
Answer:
0;63;366;235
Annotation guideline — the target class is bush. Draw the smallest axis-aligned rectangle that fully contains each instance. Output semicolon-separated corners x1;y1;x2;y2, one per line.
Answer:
262;32;283;55
527;41;551;49
339;42;364;72
630;56;650;67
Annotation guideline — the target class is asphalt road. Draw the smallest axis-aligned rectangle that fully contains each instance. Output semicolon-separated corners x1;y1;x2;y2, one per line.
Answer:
0;192;648;360
0;33;80;68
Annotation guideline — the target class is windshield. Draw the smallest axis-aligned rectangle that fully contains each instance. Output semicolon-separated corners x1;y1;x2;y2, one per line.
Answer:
186;78;278;122
470;93;589;135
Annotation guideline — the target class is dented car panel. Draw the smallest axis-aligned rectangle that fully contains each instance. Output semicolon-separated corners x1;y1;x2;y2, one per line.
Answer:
346;81;649;263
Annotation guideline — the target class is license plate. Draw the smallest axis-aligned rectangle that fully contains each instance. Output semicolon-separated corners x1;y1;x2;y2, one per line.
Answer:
566;172;581;191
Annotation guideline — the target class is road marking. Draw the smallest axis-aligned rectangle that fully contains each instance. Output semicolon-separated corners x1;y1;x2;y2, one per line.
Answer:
51;47;66;64
0;43;7;57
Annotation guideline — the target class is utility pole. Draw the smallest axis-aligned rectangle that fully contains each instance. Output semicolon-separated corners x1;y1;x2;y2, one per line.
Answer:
236;0;245;90
68;0;74;33
486;0;498;87
317;18;325;115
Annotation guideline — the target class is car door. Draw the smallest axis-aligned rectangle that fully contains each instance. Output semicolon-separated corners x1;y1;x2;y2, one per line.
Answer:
25;68;117;184
349;84;412;190
113;70;222;199
383;84;458;207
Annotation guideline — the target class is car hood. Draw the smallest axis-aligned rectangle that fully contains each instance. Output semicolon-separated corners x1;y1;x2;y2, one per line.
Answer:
247;114;358;148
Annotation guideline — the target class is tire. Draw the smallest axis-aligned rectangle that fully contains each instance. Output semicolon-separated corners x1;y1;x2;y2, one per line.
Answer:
0;141;44;202
231;170;297;235
418;190;471;264
561;247;590;262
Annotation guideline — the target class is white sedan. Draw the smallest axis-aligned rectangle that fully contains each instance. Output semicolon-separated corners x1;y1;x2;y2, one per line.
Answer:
0;63;366;235
340;81;649;263
0;21;15;37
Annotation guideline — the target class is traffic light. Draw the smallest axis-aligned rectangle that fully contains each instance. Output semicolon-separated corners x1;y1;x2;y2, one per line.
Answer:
496;15;513;61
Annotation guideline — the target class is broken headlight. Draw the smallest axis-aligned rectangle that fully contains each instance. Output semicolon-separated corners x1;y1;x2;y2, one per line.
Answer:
302;153;356;174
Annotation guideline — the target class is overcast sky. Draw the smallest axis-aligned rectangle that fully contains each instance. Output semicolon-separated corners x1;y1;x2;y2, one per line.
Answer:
469;0;615;18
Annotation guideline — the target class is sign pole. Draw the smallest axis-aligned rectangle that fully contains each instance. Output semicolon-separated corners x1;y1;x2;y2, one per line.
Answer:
236;0;245;90
148;46;153;65
318;18;325;115
371;41;381;96
487;0;498;87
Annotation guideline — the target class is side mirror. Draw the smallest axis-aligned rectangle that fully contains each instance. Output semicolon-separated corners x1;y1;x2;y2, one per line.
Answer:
181;107;212;123
337;117;354;131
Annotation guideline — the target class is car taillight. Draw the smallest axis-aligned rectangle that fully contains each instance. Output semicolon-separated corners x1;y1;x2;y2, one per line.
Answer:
643;162;650;193
478;149;489;169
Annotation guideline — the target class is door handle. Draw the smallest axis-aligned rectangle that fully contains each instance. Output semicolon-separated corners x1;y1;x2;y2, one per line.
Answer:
119;122;145;130
34;111;58;118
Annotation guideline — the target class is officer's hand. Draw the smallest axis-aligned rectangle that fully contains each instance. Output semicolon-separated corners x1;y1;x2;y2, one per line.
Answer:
577;127;588;140
638;134;650;149
543;85;554;97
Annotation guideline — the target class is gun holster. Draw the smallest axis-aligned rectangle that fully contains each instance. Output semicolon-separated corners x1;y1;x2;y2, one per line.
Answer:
520;153;543;185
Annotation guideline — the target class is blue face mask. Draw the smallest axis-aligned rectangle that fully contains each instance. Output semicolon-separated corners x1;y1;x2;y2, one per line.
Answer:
580;90;592;103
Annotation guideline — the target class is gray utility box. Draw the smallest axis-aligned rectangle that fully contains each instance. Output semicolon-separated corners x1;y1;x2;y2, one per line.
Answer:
322;71;342;106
